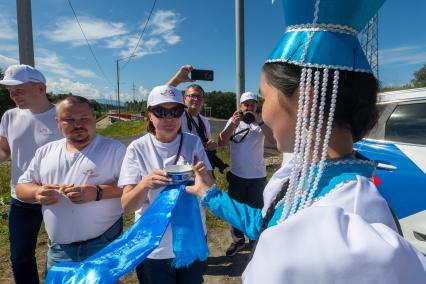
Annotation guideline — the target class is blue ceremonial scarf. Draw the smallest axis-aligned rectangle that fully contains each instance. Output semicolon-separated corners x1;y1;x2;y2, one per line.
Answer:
45;182;209;284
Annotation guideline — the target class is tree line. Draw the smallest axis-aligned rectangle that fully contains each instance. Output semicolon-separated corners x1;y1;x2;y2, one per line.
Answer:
2;64;426;119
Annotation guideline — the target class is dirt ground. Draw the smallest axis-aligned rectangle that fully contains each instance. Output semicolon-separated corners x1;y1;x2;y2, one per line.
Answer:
0;225;250;283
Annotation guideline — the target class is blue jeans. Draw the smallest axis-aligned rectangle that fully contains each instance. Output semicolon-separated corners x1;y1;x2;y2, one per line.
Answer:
46;217;123;271
136;258;205;284
8;197;43;284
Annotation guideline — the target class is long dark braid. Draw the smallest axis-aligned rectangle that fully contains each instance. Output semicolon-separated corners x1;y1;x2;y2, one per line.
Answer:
260;179;290;233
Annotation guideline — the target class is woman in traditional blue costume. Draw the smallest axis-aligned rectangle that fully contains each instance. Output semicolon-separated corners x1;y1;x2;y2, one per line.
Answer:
187;0;426;283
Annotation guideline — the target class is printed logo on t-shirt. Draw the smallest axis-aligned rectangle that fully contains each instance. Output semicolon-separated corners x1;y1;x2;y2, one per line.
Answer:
39;127;53;135
175;155;188;165
82;169;99;180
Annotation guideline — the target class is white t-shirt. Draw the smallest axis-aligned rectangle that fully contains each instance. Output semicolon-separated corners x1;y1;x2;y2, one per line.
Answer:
181;113;211;140
224;119;266;179
18;135;126;244
118;132;212;259
0;106;63;199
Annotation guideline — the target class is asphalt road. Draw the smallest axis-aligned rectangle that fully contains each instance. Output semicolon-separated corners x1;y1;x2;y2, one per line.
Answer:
115;118;281;158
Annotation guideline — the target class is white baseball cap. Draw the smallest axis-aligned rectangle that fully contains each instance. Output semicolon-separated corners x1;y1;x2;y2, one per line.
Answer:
0;64;46;86
240;91;258;103
147;85;187;108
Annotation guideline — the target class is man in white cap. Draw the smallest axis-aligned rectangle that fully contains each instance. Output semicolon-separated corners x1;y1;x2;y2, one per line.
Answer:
166;65;228;173
218;92;275;256
0;64;63;283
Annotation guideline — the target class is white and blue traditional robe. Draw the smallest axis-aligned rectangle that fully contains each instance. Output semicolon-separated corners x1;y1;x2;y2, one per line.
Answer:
202;155;426;284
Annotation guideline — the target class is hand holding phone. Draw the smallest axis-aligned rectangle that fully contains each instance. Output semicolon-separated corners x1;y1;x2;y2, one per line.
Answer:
190;69;214;81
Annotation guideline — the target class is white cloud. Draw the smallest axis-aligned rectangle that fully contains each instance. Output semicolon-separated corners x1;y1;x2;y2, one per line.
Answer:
149;10;183;42
40;10;183;63
0;10;16;40
117;10;184;59
138;85;150;100
118;35;162;58
380;45;426;65
105;37;127;49
47;77;101;98
36;49;97;79
0;44;18;53
0;54;19;69
42;17;128;46
148;10;183;45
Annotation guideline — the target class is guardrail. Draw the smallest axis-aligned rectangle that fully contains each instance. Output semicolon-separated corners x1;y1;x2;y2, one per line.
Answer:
108;114;144;121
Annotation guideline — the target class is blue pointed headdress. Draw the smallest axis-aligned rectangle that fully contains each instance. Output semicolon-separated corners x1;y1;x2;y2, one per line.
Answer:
268;0;386;223
267;0;385;73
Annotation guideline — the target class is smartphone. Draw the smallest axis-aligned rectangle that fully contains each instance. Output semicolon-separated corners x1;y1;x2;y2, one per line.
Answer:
190;69;214;81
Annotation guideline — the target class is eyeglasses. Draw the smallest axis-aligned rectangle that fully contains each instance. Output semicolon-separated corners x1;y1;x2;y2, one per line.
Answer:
150;106;185;118
186;94;204;101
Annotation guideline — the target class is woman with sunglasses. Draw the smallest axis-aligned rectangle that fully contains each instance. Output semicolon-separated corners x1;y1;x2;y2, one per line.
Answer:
186;0;426;283
118;85;212;284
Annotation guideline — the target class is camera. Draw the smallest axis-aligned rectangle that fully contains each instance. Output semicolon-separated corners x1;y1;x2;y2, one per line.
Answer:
239;111;256;124
190;69;214;81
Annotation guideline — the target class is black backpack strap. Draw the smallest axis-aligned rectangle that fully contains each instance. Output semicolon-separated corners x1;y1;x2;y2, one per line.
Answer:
173;134;184;165
185;111;193;132
185;111;208;143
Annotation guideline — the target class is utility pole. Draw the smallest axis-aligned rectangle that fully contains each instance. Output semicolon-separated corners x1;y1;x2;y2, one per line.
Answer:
131;81;137;113
16;0;35;66
235;0;245;109
132;82;136;102
116;59;121;114
116;55;136;115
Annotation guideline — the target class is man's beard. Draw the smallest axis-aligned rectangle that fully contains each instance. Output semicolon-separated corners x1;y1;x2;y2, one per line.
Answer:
69;128;91;145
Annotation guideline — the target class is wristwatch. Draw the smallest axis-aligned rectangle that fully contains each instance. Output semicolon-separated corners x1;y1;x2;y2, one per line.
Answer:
95;185;103;201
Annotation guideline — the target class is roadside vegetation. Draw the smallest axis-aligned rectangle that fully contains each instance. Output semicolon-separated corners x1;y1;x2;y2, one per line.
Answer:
0;162;10;245
96;120;146;137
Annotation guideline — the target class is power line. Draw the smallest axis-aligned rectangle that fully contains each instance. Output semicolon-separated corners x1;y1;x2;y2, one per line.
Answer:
67;0;114;88
121;0;157;69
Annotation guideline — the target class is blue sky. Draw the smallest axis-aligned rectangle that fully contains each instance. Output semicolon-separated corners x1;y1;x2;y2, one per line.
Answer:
0;0;425;102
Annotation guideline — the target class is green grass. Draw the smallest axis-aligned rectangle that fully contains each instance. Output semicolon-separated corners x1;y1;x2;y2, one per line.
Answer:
96;120;146;137
0;162;10;245
0;163;10;206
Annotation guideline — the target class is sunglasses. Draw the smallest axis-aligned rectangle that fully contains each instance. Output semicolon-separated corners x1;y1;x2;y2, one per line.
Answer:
150;106;185;118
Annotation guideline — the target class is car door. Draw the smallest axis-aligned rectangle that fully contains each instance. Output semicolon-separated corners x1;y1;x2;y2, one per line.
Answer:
355;100;426;254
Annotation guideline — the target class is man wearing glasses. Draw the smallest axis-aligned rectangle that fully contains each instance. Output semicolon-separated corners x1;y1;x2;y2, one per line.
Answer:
167;65;228;173
218;92;275;257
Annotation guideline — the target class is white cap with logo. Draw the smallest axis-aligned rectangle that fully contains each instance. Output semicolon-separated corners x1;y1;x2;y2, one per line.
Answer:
240;91;258;103
147;85;187;108
0;64;46;86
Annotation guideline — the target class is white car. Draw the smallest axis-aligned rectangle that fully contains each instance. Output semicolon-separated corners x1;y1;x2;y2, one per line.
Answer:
355;87;426;254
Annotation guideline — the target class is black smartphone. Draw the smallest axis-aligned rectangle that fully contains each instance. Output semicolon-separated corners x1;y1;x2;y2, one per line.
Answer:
190;69;214;81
